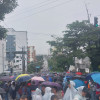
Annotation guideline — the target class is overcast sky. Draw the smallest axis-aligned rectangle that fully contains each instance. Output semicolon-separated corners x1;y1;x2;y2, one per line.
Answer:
1;0;100;54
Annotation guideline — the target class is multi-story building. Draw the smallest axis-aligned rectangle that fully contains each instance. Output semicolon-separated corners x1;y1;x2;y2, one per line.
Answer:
6;35;16;71
0;39;8;73
27;46;36;63
6;28;28;73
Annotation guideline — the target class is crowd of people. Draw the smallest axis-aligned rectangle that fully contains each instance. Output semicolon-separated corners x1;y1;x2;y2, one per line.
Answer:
0;72;100;100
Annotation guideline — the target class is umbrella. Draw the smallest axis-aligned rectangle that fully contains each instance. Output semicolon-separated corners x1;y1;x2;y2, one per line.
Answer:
0;76;13;81
15;74;31;83
31;76;45;82
73;75;85;80
73;79;85;88
91;73;100;84
16;75;31;83
86;72;100;80
76;72;82;75
0;87;6;94
15;74;29;81
41;81;62;89
66;73;74;77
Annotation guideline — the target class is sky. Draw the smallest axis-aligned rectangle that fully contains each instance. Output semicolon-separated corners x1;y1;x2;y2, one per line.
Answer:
1;0;100;55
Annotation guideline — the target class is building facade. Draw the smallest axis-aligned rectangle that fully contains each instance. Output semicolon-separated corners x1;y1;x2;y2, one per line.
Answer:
75;57;91;72
27;46;36;63
0;39;8;73
6;28;28;73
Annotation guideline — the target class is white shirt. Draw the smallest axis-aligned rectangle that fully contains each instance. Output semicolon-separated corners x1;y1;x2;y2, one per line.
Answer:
73;94;86;100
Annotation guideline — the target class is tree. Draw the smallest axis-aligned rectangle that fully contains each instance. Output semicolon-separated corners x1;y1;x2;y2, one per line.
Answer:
63;20;100;71
0;27;7;39
47;36;74;72
27;55;44;73
48;20;100;71
0;0;18;21
0;0;18;39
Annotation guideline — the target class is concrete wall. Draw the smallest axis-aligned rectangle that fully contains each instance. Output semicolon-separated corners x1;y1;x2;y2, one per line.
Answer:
0;39;8;73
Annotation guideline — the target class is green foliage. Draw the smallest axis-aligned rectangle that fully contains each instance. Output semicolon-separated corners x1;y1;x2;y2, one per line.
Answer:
27;55;44;73
0;0;18;39
48;20;100;71
0;0;18;21
48;54;74;72
0;27;7;40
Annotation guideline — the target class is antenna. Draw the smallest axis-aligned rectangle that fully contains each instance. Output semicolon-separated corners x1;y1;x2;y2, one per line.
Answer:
85;3;90;23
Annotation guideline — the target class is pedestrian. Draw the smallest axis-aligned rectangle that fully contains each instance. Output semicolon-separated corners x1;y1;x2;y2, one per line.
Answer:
51;95;59;100
42;87;54;100
20;95;27;100
31;81;38;96
3;82;9;100
0;95;2;100
26;83;31;100
73;86;88;100
89;80;96;100
96;83;100;99
52;86;58;95
32;88;42;100
22;83;27;95
41;85;46;96
18;84;23;98
10;82;16;100
64;78;70;93
98;95;100;100
63;81;77;100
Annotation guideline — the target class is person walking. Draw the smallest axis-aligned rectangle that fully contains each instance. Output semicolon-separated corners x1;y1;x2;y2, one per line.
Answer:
10;82;16;100
3;82;9;100
73;86;88;100
42;87;54;100
63;81;77;100
32;88;42;100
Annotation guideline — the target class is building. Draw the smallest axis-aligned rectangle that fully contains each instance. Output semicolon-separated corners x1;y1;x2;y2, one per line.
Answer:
6;28;28;73
27;46;36;63
0;39;8;73
6;35;16;71
75;57;91;72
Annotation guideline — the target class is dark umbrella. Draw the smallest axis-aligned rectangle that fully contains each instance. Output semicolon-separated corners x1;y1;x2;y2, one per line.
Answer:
41;81;62;89
66;73;74;77
86;72;100;80
0;87;6;94
16;76;31;83
0;76;13;81
73;75;85;81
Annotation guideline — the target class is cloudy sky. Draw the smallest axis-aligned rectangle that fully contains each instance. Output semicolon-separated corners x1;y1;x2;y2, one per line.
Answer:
1;0;100;54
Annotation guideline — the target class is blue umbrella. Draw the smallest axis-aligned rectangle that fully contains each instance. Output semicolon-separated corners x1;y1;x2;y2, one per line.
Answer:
73;79;85;88
91;73;100;84
16;76;31;83
86;72;100;80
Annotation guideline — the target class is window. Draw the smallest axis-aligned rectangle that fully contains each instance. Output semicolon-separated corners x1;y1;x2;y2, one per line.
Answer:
16;60;19;62
16;56;19;58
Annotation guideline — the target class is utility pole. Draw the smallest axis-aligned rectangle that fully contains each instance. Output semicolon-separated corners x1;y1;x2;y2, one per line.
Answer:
22;46;25;74
2;43;4;73
85;3;90;23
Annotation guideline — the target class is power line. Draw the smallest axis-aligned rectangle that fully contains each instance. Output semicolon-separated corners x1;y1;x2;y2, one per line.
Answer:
12;0;54;15
7;0;62;19
7;0;74;22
